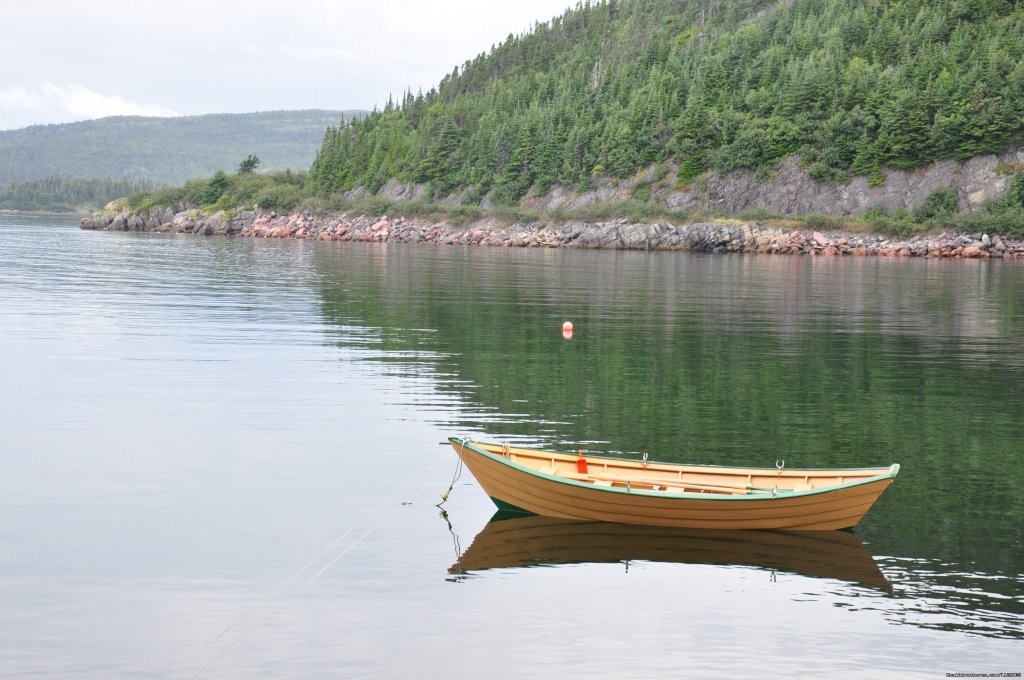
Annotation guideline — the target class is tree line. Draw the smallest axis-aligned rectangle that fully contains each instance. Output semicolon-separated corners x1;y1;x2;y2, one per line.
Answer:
0;175;155;212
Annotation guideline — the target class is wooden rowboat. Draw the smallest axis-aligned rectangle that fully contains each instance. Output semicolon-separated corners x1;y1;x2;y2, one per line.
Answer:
451;512;890;590
448;438;899;530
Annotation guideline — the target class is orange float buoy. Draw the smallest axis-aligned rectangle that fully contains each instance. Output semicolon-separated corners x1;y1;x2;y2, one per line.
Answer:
562;320;573;340
576;449;588;474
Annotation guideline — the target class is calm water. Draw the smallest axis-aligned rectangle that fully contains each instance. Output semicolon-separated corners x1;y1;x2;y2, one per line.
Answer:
1;214;1022;678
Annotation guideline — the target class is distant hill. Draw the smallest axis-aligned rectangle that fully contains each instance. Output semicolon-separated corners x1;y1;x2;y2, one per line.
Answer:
0;110;366;185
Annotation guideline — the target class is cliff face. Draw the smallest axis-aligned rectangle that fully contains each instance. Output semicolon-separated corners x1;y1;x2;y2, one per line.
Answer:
659;151;1024;216
364;148;1024;217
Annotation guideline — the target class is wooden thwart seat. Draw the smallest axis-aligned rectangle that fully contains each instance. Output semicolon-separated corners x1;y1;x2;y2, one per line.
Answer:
559;469;748;495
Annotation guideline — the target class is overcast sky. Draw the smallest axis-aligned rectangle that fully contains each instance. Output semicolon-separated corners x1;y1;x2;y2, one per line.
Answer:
0;0;575;131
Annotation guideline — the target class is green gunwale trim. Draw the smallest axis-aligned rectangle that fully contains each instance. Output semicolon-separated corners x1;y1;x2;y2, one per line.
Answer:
449;437;900;502
448;437;894;473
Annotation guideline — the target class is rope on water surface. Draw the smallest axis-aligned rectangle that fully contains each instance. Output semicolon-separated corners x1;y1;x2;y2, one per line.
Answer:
186;505;406;680
173;449;455;680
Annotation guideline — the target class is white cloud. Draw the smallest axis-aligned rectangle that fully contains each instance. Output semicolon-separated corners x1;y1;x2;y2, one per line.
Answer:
0;83;178;129
277;44;381;66
275;42;436;80
0;1;575;128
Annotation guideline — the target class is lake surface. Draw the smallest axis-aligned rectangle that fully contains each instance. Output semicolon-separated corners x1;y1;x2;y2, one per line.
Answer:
1;214;1022;678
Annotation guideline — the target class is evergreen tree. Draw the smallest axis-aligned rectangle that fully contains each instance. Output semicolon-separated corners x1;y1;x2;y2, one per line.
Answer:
238;154;261;174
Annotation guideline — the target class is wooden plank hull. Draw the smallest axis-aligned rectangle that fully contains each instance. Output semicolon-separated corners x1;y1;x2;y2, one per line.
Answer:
449;438;899;530
452;513;890;590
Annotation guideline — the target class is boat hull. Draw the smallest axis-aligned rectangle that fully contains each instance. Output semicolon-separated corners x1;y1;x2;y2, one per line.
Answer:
450;439;898;530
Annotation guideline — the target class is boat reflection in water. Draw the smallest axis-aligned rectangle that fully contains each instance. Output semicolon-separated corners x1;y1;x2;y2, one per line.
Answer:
449;511;890;591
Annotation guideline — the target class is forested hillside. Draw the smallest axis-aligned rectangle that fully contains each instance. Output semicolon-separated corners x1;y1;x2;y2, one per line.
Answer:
0;110;363;185
309;0;1024;205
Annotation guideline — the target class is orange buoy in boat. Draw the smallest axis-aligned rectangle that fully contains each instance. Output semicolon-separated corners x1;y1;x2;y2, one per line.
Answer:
577;449;588;474
562;320;573;340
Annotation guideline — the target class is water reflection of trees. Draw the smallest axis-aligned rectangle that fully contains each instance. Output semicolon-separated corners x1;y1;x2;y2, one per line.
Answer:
313;243;1024;585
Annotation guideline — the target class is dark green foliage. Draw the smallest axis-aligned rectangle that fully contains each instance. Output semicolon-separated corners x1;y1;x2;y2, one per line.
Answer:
125;169;310;213
868;165;887;187
200;171;229;205
676;153;707;185
181;178;213;207
252;183;303;211
0;110;365;185
999;173;1024;210
238;154;261;174
866;208;918;238
127;185;187;213
307;0;1024;203
950;205;1024;238
738;207;783;221
631;182;652;200
802;214;843;231
0;175;154;212
914;188;959;222
806;162;849;184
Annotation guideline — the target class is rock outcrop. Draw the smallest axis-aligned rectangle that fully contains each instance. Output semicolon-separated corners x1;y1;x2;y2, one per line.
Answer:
518;149;1024;216
81;208;1024;260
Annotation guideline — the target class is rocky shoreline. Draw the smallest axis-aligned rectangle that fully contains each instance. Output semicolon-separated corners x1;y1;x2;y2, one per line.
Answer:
80;208;1024;260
